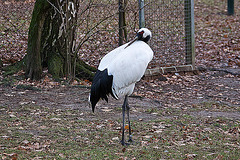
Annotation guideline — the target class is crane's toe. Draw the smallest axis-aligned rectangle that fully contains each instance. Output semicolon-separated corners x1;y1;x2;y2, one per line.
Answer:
121;141;131;146
120;138;134;146
128;138;133;143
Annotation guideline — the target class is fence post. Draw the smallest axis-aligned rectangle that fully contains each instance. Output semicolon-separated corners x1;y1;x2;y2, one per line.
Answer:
119;0;124;46
184;0;195;68
139;0;145;28
0;59;2;69
227;0;234;15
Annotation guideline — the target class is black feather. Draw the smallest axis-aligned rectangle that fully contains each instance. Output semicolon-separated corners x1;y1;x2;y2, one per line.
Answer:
90;69;116;112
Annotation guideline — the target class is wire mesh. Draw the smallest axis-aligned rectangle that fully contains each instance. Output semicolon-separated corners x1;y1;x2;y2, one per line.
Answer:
1;0;239;76
144;0;194;68
0;0;33;64
77;0;139;68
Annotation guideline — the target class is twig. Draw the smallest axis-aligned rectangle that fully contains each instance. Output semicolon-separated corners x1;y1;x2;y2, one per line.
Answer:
46;0;62;15
74;12;118;55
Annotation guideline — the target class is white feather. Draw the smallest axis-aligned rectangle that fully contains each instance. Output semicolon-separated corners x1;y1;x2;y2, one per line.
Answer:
98;40;153;99
98;43;129;71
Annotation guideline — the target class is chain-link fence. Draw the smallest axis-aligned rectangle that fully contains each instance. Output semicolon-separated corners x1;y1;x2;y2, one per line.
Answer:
0;0;33;64
1;0;239;77
144;0;195;72
77;0;139;68
0;1;139;68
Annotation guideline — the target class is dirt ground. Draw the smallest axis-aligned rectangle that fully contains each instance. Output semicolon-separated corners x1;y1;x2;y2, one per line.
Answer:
1;69;240;159
1;69;239;121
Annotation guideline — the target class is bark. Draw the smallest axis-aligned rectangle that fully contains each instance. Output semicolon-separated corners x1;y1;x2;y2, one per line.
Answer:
25;0;95;81
118;0;128;46
42;0;79;80
25;0;50;80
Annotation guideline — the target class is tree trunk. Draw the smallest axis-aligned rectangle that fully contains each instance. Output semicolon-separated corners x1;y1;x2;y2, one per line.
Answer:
25;0;96;81
25;0;50;80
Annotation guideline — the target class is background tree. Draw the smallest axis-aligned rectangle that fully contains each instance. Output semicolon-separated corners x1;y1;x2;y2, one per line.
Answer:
25;0;95;81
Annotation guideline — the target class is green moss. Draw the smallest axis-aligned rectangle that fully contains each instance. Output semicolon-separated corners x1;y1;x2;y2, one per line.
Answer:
0;77;15;86
24;0;50;80
48;54;64;79
2;59;25;76
16;84;41;91
75;59;97;81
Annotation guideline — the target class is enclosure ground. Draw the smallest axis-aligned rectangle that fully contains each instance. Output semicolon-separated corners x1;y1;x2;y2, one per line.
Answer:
1;0;240;159
0;70;239;159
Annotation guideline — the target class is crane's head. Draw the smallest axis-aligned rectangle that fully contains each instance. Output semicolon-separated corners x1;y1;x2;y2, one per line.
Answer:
137;28;152;43
124;28;152;49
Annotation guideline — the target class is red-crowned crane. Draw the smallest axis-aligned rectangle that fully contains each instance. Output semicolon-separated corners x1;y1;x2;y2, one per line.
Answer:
89;28;153;145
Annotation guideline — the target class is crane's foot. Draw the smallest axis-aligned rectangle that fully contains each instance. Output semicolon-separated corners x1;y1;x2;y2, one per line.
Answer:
120;138;134;146
128;138;134;143
127;139;135;145
120;140;128;146
121;141;133;146
128;135;133;143
120;139;133;146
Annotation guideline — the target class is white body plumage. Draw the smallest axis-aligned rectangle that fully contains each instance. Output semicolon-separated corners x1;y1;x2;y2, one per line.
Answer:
90;28;153;112
98;40;153;99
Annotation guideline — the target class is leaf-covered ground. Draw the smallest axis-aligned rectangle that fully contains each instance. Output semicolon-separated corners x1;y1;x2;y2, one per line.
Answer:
195;0;240;69
1;0;240;159
0;70;240;159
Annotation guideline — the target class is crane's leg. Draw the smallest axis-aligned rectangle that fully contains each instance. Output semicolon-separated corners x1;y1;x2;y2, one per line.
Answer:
120;96;128;145
126;97;133;143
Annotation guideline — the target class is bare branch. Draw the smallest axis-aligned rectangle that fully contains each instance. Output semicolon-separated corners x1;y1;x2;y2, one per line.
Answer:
46;0;61;15
74;11;118;55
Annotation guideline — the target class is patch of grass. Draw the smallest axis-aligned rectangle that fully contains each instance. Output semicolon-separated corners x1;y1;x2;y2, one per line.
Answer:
0;104;239;159
190;101;239;112
2;60;25;77
16;84;41;91
0;77;15;87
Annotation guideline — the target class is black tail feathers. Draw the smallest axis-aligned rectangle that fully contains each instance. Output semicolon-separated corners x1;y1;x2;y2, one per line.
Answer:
90;69;114;112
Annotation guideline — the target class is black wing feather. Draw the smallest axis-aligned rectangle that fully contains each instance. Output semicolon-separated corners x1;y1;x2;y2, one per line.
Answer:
90;69;115;112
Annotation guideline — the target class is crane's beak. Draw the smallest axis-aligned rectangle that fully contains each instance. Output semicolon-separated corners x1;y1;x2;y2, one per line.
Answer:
124;36;138;49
